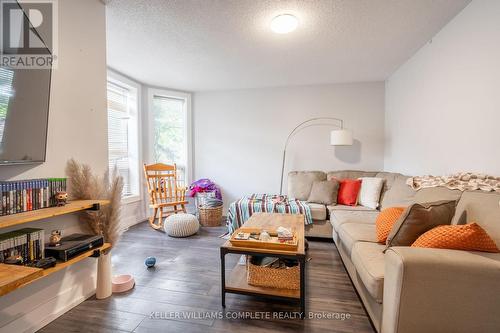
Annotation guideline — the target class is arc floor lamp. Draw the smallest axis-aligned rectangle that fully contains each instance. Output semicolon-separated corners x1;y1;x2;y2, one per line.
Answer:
279;117;353;195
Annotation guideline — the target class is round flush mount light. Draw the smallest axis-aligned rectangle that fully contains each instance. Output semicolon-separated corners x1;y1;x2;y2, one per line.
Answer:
270;14;299;34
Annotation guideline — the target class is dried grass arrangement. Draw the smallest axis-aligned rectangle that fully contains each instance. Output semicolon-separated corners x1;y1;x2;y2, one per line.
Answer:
65;158;124;249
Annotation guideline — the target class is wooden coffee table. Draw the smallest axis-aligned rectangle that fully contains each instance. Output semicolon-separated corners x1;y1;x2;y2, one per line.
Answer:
220;212;306;317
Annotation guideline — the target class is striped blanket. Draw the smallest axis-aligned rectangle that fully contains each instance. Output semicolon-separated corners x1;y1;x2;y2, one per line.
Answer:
226;194;313;234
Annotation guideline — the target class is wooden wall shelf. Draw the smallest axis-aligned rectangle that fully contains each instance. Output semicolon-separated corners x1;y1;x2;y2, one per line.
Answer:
0;243;111;297
0;199;112;297
0;199;110;229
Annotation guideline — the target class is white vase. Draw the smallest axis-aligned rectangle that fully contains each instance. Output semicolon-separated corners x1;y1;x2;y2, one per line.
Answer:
96;252;112;299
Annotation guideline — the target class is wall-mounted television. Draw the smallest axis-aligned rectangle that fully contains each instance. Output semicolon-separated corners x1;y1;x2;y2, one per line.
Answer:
0;1;52;165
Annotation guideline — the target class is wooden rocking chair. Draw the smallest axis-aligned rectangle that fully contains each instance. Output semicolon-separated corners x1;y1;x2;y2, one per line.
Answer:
143;163;188;230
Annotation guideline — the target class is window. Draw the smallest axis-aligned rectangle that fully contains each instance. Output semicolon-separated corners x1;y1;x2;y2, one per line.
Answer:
107;77;140;198
149;89;192;183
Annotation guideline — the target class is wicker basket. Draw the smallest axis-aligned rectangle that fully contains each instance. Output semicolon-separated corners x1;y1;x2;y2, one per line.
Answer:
198;205;223;227
247;258;300;290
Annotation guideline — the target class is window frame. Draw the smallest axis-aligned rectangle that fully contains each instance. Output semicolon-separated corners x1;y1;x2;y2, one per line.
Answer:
107;70;142;204
146;88;192;185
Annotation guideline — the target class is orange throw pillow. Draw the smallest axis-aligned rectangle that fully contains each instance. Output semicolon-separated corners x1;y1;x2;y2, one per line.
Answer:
337;179;362;206
412;223;500;253
375;207;405;243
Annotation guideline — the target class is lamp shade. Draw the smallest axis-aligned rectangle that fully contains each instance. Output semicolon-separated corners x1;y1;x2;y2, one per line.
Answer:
330;129;353;146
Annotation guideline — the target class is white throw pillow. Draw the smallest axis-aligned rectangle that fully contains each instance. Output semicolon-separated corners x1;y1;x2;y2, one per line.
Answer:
358;177;384;209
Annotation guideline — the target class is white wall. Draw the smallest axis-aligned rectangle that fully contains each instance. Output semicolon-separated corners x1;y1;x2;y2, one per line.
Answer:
385;0;500;176
194;82;385;209
0;1;108;332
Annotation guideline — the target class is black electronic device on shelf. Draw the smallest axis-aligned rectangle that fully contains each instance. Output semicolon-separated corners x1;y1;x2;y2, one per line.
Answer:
45;234;104;262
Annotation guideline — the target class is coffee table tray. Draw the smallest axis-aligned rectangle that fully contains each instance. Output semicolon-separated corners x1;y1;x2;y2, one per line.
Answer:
229;227;298;251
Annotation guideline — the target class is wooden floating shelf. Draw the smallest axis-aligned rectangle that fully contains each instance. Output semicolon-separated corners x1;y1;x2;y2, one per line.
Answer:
0;243;111;297
0;265;43;297
0;199;110;229
0;199;112;297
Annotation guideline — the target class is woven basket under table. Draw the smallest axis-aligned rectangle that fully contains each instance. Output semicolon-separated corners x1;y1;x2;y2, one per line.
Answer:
247;259;300;290
198;205;223;227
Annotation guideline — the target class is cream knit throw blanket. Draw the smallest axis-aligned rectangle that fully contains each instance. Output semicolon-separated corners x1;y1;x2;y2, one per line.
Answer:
406;173;500;193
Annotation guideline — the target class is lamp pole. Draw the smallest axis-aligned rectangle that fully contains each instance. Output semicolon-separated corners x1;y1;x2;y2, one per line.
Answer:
279;117;346;195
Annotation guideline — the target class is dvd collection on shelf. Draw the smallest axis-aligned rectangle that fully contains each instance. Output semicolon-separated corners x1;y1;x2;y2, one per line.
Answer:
0;178;67;216
0;228;45;264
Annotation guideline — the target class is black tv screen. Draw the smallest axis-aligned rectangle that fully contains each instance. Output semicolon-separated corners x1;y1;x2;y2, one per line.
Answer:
0;2;52;165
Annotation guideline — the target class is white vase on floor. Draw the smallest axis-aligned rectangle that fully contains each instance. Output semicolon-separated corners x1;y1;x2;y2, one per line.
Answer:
96;252;112;299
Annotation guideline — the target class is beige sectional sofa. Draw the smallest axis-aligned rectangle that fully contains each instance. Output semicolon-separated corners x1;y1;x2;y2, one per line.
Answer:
288;170;500;333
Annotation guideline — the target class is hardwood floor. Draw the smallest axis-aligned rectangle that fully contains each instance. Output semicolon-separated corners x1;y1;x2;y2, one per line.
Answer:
39;222;374;333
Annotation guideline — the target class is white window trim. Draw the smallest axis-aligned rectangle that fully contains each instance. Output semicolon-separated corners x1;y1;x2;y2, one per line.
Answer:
107;69;143;203
146;88;193;185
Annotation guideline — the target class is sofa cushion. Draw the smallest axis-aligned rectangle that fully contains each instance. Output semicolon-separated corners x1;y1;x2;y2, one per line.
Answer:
337;179;362;206
375;207;406;243
351;242;386;303
375;172;399;192
337;222;378;257
306;202;327;221
375;172;400;206
379;174;416;209
329;208;379;231
412;223;500;253
327;170;377;181
414;187;463;203
452;191;500;246
287;171;326;200
307;180;339;205
386;200;456;247
329;204;377;212
358;177;385;209
305;219;333;238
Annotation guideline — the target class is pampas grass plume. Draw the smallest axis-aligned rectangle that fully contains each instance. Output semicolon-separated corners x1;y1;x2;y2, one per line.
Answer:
66;158;124;249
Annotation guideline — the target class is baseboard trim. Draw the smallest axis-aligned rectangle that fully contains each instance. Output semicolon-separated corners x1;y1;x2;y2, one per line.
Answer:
0;283;96;333
28;289;95;333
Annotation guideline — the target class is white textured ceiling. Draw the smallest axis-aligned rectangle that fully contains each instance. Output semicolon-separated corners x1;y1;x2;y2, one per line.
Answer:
105;0;470;91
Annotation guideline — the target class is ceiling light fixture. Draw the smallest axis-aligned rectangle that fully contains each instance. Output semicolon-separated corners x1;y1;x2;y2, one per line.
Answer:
270;14;298;34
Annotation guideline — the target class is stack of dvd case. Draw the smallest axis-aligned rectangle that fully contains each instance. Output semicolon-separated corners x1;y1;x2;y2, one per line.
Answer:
0;228;45;264
0;178;67;216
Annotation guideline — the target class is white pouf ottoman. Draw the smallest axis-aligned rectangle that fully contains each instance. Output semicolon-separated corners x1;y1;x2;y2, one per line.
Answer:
164;213;200;237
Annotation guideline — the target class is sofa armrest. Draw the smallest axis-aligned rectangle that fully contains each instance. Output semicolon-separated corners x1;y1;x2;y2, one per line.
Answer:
383;247;500;333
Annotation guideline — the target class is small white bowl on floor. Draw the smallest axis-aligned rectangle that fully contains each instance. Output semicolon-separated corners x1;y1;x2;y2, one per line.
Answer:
112;274;135;293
